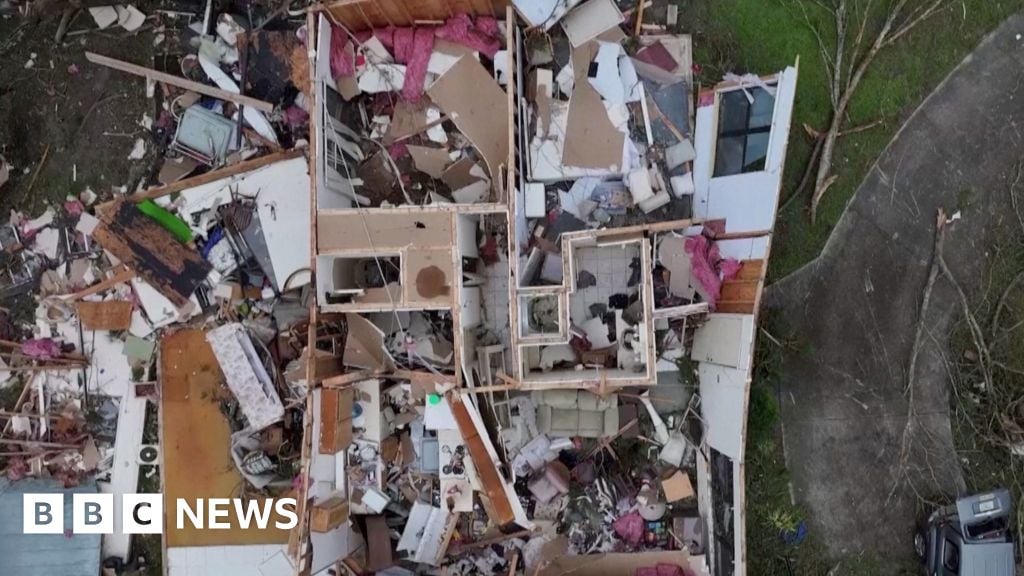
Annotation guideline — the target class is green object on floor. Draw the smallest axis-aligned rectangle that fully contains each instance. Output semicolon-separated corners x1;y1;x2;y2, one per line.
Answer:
137;199;193;243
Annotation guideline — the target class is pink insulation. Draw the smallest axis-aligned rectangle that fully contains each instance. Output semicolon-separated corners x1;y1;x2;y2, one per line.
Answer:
684;234;741;310
436;13;501;58
366;14;502;101
329;28;355;79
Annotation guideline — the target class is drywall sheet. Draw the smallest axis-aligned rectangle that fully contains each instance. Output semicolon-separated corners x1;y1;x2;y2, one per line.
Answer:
427;56;508;189
561;0;623;48
698;362;747;460
690;313;753;371
317;211;452;251
563;43;626;170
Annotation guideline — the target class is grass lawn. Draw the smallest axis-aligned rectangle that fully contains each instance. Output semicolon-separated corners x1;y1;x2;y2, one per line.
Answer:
686;0;1024;280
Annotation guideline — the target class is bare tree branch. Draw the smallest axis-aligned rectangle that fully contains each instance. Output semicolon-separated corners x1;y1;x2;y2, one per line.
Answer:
885;0;945;47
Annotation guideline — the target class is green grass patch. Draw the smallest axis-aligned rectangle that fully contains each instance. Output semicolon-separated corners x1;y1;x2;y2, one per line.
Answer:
687;0;1024;280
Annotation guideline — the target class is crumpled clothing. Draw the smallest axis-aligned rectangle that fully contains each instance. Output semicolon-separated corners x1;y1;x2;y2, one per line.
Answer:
612;510;644;546
684;234;740;309
22;338;62;360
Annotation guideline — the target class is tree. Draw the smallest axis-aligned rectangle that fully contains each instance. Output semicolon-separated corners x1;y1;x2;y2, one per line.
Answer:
787;0;946;223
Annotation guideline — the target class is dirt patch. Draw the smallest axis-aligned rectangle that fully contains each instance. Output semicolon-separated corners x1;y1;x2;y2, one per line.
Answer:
0;5;158;215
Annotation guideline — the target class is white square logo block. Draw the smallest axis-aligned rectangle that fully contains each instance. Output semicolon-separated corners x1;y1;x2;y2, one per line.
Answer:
23;493;64;534
123;494;163;534
73;493;114;534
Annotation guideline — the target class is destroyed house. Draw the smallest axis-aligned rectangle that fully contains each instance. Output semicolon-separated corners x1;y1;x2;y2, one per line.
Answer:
0;1;795;575
300;2;798;575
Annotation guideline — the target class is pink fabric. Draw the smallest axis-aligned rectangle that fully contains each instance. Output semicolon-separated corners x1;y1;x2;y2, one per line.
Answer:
388;142;408;161
330;29;355;79
612;511;644;546
684;235;740;310
64;199;84;217
283;106;309;128
22;338;61;360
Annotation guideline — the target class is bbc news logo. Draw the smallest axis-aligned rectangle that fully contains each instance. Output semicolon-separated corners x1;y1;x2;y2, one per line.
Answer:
23;494;298;534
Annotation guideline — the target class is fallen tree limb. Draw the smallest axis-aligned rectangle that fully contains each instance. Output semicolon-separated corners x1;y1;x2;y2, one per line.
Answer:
85;51;275;113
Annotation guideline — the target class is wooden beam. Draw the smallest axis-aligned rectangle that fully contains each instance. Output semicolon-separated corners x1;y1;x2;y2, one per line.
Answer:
633;0;646;36
387;369;457;385
84;51;275;113
125;149;305;203
61;267;135;301
320;370;374;388
449;395;515;525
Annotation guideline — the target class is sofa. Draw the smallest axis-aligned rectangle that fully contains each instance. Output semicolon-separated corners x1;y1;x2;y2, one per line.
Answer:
532;390;619;438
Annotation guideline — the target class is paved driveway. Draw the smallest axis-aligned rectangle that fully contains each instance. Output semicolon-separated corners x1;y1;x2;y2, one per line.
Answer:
764;12;1024;566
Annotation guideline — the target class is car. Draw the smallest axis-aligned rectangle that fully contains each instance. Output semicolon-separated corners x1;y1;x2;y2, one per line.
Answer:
915;489;1015;576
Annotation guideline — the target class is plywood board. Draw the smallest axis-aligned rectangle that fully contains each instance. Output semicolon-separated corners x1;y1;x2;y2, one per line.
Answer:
326;0;507;31
405;247;454;306
161;330;289;547
76;300;133;331
93;200;211;307
427;56;508;191
317;211;452;252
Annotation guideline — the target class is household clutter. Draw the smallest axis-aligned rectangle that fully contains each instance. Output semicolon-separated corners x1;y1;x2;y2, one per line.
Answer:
0;0;756;574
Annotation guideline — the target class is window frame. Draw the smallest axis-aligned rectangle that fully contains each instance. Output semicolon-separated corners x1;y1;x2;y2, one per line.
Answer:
712;82;778;177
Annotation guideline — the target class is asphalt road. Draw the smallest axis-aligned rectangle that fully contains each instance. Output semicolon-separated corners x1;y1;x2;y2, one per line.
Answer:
765;11;1024;568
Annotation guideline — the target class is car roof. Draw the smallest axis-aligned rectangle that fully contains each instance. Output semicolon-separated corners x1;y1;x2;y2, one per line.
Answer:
960;541;1015;576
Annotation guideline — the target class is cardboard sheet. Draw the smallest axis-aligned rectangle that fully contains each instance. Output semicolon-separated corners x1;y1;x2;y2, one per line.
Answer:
427;56;508;193
77;300;133;331
662;470;694;502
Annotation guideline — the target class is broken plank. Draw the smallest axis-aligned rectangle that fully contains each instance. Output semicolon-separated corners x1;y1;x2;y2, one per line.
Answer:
388;369;457;386
62;268;136;301
449;395;515;525
127;149;305;203
84;51;275;113
320;370;375;388
92;200;211;307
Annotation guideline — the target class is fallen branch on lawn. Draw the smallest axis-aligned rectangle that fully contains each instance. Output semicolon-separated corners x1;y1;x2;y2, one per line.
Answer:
785;0;948;223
